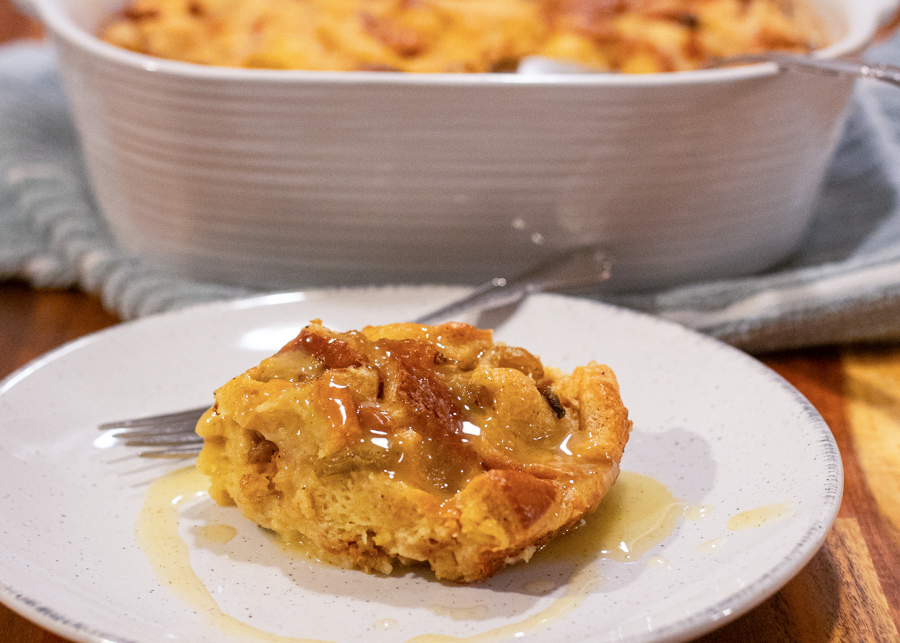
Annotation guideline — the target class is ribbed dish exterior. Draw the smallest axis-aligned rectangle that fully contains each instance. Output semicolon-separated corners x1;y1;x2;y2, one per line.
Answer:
53;24;856;291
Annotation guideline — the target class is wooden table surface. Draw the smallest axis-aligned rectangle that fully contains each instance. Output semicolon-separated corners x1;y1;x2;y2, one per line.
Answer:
2;4;900;642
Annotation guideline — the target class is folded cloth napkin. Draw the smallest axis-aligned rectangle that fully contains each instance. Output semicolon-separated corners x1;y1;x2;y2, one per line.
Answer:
3;38;900;353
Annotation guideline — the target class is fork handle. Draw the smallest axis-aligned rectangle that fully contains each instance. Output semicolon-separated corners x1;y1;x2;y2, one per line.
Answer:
413;246;611;324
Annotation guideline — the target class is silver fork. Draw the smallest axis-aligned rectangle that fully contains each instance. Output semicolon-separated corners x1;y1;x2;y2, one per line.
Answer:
99;246;611;458
99;406;210;457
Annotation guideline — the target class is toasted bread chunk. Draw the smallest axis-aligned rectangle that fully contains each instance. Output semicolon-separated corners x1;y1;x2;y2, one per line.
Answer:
196;320;631;582
101;0;827;74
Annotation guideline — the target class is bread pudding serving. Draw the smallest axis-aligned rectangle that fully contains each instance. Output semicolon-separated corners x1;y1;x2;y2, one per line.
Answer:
196;321;631;582
101;0;827;73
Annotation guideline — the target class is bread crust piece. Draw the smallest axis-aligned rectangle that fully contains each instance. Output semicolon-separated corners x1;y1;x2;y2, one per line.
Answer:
196;320;631;582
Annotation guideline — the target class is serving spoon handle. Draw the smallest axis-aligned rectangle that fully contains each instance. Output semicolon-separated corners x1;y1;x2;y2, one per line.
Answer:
716;52;900;88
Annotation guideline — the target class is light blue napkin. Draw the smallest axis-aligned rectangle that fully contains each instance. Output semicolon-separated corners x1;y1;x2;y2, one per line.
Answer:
3;38;900;352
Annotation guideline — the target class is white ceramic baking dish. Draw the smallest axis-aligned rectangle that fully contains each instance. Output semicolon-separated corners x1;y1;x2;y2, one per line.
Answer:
25;0;900;291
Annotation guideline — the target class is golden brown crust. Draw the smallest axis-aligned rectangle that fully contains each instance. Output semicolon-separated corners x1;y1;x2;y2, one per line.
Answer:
196;320;631;582
100;0;827;73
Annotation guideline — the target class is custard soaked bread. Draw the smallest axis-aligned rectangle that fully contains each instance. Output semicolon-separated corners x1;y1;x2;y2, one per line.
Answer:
102;0;827;73
197;321;631;582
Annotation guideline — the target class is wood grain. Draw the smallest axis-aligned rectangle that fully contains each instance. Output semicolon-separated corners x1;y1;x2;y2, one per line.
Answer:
844;347;900;533
766;347;900;638
695;518;899;643
0;282;118;368
842;346;900;630
0;0;43;42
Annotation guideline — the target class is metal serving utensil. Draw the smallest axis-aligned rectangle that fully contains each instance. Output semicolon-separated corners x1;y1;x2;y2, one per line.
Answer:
520;52;900;89
712;52;900;88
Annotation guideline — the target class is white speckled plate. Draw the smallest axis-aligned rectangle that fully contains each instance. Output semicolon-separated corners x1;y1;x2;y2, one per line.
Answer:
0;287;842;643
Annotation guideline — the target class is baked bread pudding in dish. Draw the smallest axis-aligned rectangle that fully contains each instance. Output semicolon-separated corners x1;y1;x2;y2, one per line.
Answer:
196;321;631;582
101;0;827;73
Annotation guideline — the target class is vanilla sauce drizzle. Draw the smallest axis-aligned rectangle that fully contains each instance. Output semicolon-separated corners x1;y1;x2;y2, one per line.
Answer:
137;466;791;641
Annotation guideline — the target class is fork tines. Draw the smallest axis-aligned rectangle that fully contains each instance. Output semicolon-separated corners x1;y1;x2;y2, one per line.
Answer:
98;406;210;432
138;442;205;458
99;405;209;458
